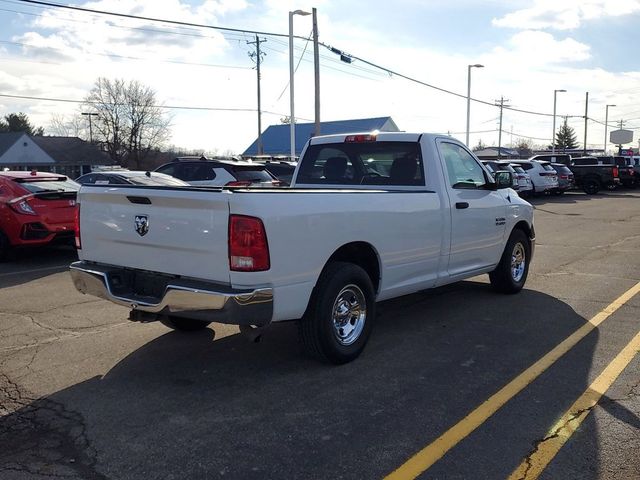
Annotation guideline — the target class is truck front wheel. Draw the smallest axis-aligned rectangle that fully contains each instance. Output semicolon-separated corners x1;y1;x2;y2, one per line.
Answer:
489;229;530;294
160;315;211;332
300;262;376;364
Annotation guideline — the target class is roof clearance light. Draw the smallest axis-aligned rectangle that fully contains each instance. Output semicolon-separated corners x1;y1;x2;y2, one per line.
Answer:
345;133;377;143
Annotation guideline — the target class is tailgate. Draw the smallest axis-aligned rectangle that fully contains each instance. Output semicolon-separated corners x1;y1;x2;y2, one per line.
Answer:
78;186;231;283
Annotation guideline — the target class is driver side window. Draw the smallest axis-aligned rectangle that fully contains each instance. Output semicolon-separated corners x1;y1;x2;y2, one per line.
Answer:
439;142;486;189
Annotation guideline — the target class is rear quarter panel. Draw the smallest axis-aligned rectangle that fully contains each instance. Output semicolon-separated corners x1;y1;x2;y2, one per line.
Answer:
228;190;444;321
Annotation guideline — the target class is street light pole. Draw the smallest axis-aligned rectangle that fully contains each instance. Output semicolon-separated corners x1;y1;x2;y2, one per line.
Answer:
289;9;311;161
604;104;616;154
465;64;484;147
551;89;566;154
81;112;98;143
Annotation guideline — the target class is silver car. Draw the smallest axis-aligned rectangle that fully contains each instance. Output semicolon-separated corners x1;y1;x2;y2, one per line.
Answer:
510;164;533;197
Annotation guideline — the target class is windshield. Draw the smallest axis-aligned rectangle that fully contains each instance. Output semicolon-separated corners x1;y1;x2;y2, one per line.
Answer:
540;163;555;172
16;178;80;193
511;166;525;174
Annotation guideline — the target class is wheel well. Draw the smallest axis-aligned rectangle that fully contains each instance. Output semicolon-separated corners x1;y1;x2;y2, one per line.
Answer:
583;175;601;184
325;242;381;293
513;220;533;240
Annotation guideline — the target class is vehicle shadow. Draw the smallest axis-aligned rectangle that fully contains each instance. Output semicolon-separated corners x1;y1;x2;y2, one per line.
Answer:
0;281;601;480
0;245;77;289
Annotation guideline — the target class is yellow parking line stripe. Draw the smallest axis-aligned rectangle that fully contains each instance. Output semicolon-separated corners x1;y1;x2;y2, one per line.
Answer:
384;281;640;480
508;329;640;480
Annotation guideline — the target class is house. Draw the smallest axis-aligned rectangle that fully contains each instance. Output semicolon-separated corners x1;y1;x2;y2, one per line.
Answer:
243;116;400;157
0;133;114;179
473;146;520;160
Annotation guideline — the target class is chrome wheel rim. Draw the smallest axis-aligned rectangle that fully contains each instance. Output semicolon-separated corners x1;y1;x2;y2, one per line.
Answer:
511;242;526;282
332;284;366;346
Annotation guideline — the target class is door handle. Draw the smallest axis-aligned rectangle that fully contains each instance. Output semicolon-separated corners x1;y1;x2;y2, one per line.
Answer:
456;202;469;209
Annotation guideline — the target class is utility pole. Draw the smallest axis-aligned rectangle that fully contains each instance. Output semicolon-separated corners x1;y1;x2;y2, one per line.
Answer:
617;119;625;155
494;96;509;158
81;112;98;143
583;92;588;156
312;7;320;137
248;35;266;155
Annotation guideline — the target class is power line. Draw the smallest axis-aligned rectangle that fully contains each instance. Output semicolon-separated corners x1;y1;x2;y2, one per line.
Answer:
14;0;585;119
0;39;252;69
2;3;386;84
15;0;297;39
0;92;312;119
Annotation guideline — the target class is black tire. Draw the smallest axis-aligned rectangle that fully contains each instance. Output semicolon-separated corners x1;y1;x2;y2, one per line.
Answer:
583;179;600;195
0;229;9;262
299;261;376;364
489;229;530;294
159;315;211;332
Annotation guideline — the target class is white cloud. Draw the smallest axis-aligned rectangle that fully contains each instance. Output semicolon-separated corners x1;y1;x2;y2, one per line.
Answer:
491;30;591;65
493;0;640;30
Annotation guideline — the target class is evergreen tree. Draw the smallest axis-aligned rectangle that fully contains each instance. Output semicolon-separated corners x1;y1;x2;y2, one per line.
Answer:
554;117;578;151
0;112;44;135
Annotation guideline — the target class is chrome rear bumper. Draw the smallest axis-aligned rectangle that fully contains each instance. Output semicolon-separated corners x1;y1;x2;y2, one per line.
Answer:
69;261;273;326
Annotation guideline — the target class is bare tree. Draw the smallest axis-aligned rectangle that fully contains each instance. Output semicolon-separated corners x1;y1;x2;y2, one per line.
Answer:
513;138;534;157
47;113;86;138
84;78;171;168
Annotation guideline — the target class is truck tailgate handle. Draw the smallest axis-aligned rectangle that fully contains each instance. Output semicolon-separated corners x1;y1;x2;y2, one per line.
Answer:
455;202;469;209
127;196;152;205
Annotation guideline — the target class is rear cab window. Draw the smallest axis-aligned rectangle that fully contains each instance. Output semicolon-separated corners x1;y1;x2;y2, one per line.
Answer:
296;141;425;187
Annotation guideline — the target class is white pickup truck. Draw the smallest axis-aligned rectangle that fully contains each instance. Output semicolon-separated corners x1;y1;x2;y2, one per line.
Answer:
70;132;534;363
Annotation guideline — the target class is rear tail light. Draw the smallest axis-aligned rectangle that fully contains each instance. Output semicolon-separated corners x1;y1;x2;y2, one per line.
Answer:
560;174;568;179
225;181;252;187
74;203;81;249
8;199;37;215
613;167;619;178
229;215;269;271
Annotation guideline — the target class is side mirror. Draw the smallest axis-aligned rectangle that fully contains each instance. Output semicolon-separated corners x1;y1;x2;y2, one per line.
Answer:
495;170;513;189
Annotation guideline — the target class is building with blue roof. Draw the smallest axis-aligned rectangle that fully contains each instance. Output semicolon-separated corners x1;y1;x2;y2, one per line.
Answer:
242;116;399;157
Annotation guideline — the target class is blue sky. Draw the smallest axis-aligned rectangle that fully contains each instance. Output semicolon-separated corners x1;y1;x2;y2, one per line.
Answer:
0;0;639;154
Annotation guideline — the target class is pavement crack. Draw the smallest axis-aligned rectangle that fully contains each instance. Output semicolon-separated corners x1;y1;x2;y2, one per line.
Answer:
0;373;109;479
516;404;600;480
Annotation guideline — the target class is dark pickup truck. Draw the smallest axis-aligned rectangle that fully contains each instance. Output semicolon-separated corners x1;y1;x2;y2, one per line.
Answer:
530;154;619;194
613;156;638;187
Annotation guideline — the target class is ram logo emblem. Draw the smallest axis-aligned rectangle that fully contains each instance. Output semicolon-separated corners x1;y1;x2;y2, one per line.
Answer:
134;215;149;236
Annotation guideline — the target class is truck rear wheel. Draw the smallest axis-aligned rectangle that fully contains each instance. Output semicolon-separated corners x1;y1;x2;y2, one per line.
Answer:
489;229;530;294
300;261;375;364
583;179;600;195
160;315;211;332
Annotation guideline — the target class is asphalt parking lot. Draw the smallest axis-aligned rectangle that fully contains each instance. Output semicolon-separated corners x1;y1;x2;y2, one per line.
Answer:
1;191;639;480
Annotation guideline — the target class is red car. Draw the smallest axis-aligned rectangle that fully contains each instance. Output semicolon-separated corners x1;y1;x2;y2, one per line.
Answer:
0;170;79;260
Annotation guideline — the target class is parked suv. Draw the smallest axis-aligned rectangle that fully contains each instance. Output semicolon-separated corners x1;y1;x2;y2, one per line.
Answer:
550;163;575;193
511;159;559;195
154;157;279;187
0;171;79;260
